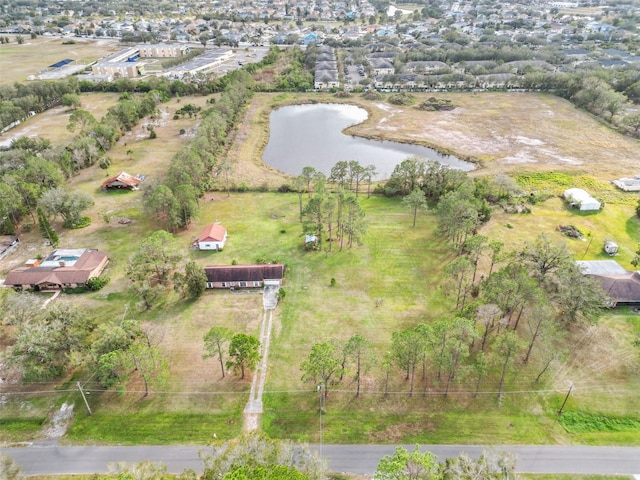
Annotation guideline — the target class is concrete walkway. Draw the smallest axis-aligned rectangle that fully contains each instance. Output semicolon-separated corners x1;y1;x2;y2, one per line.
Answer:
242;286;279;431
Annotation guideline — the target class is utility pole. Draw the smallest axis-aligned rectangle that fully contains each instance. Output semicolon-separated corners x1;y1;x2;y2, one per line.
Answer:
77;382;92;416
557;382;573;416
317;383;324;456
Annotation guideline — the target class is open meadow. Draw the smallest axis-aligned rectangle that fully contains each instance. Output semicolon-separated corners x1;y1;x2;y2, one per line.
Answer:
0;36;120;85
1;90;640;448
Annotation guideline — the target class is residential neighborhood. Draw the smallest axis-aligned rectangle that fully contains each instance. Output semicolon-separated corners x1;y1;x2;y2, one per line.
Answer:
2;0;640;91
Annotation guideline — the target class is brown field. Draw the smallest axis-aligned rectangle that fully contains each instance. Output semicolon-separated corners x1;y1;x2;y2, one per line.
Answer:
228;92;640;188
0;36;121;84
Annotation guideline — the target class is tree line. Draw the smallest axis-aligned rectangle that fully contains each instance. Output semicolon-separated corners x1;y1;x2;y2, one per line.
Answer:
143;70;255;233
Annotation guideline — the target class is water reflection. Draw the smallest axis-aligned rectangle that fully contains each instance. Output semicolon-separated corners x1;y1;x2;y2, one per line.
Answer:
261;103;474;180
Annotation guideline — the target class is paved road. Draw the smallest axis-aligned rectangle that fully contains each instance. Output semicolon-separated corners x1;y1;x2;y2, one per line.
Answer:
2;444;640;476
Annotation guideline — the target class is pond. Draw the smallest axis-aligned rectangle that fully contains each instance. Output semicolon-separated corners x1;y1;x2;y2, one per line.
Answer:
261;103;475;180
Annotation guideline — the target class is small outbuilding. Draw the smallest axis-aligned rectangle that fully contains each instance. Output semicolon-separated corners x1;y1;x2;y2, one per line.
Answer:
604;240;619;256
101;172;141;190
563;188;601;211
196;224;227;251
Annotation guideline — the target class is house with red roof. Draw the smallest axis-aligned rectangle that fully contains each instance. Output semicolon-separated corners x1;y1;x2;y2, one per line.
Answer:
196;223;227;251
101;172;141;190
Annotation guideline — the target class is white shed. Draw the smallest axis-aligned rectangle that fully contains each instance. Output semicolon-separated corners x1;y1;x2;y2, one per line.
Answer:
563;188;601;211
197;224;227;251
604;240;619;255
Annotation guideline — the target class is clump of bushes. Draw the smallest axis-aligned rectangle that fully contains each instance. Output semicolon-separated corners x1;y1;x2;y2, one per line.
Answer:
334;91;351;98
416;97;455;111
362;91;382;101
388;92;415;106
64;216;91;229
86;276;110;291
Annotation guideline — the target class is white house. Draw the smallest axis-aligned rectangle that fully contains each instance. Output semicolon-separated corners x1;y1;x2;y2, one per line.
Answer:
197;224;227;251
563;188;601;211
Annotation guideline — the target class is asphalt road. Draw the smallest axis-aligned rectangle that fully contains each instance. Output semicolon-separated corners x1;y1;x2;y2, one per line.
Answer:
2;444;640;476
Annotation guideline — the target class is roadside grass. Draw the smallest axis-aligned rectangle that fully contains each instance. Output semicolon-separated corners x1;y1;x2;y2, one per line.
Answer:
262;391;568;444
67;408;243;445
0;37;121;84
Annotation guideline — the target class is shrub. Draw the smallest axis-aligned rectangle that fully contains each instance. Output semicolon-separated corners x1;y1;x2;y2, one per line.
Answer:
277;288;286;301
362;91;382;101
388;92;415;106
278;184;293;193
86;276;110;291
64;216;91;229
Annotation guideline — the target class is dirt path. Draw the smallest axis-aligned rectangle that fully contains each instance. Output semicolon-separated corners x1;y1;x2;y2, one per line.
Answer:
242;286;279;431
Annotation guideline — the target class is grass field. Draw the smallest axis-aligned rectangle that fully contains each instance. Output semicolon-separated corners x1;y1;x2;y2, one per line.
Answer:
0;92;121;148
0;36;120;84
1;90;640;449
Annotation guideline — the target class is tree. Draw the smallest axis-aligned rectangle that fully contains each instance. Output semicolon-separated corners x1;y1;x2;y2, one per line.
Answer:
0;453;25;480
184;260;207;298
9;304;89;381
443;449;517;479
67;109;96;132
551;261;610;323
39;187;94;228
300;342;341;397
445;256;473;312
494;330;522;399
61;93;81;110
108;461;170;480
201;431;326;480
439;317;477;397
1;291;42;325
463;234;487;284
36;205;58;247
300;166;318;198
130;280;164;311
122;342;169;397
384;156;427;196
345;333;374;398
144;184;180;232
127;230;183;286
518;234;571;283
227;333;260;379
392;327;426;397
364;164;377;198
98;156;112;176
403;189;428;227
374;445;442;480
0;183;24;233
203;326;233;378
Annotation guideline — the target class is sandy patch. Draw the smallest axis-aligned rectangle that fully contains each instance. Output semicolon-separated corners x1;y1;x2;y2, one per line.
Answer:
41;402;74;439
